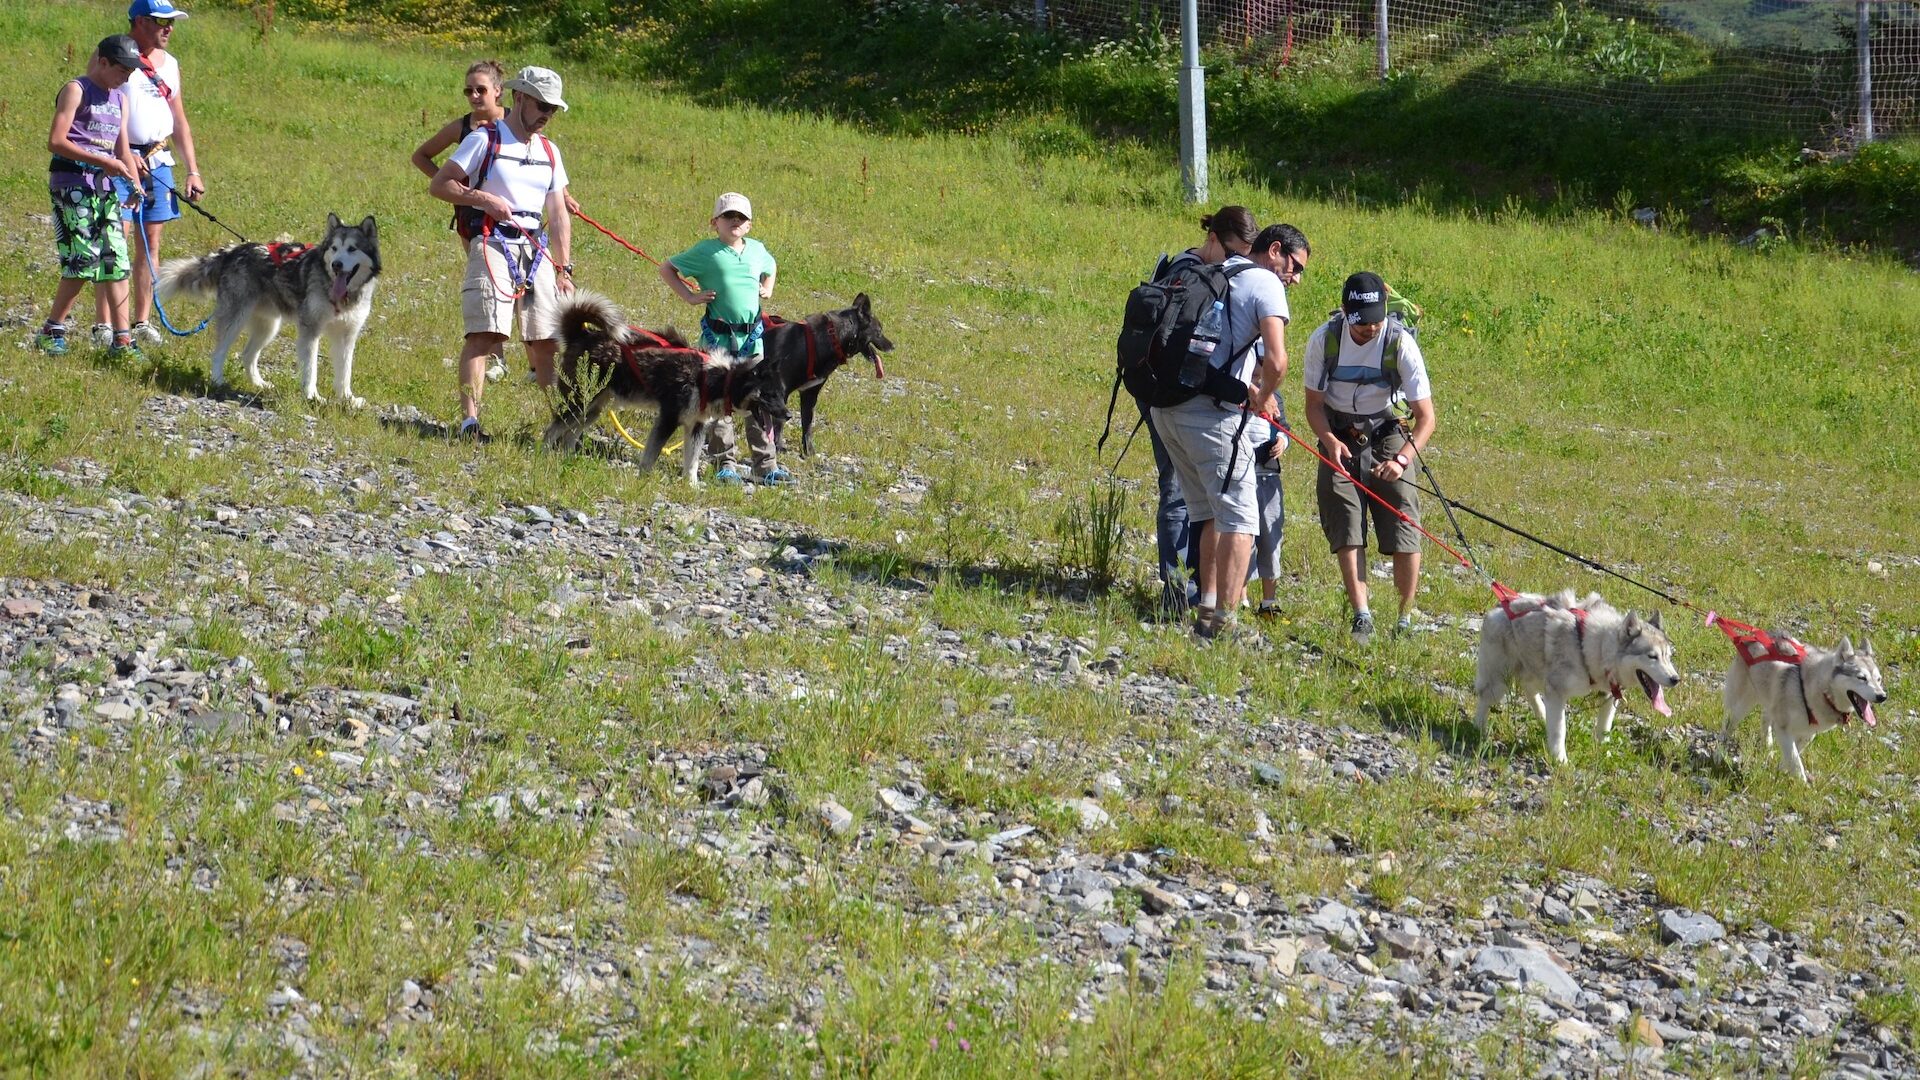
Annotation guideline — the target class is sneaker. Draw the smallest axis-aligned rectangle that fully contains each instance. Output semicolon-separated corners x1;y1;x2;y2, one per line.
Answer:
107;338;141;361
35;327;70;356
485;359;508;382
455;416;485;441
90;323;113;348
1256;600;1282;619
711;466;744;486
132;321;162;344
1350;609;1376;643
753;466;794;487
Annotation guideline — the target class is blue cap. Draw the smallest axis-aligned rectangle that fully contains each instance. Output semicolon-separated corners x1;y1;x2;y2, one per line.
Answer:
129;0;190;19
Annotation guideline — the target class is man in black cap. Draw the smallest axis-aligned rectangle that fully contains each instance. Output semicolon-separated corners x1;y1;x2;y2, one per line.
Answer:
1302;271;1436;642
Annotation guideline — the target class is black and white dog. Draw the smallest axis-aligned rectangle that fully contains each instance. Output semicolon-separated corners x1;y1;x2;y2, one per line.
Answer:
156;213;380;406
541;292;787;486
760;294;893;457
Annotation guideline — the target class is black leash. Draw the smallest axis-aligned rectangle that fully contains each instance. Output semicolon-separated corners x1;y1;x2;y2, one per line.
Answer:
1393;418;1487;581
140;165;249;244
1403;474;1688;607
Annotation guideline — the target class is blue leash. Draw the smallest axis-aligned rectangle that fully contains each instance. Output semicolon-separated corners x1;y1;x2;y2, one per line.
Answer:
131;166;251;337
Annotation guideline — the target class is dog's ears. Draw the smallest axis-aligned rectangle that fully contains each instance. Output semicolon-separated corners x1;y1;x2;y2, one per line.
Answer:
1839;635;1855;657
853;292;871;313
360;215;377;238
1863;635;1876;657
1648;610;1664;631
1624;612;1641;633
327;212;342;232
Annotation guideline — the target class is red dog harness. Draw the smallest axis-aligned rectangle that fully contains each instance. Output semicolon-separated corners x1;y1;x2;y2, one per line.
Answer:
265;242;311;265
1707;612;1854;727
763;314;880;389
617;327;735;414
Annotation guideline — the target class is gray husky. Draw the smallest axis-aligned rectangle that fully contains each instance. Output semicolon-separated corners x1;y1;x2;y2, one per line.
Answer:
1472;589;1681;763
156;214;380;406
1721;634;1887;783
540;292;787;486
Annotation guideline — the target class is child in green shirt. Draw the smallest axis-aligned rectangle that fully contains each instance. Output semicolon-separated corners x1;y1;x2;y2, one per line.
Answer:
659;192;785;485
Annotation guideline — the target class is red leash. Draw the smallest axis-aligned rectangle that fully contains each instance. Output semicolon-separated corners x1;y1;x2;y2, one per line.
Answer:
1275;420;1479;576
571;208;662;266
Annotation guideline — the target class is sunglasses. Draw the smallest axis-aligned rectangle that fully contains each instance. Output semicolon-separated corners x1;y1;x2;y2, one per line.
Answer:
526;99;559;115
718;211;749;222
147;16;176;26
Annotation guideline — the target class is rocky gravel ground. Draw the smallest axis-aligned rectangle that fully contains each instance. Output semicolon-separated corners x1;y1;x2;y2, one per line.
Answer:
0;393;1912;1076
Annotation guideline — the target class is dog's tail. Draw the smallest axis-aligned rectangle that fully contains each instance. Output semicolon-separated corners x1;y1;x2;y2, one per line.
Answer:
543;291;634;352
155;249;233;304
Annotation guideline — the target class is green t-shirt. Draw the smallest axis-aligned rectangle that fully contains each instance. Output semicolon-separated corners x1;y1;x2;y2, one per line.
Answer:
667;237;776;327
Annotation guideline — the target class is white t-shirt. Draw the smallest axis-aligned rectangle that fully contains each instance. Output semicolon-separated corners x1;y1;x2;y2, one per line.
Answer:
124;50;179;162
447;121;570;221
1302;316;1432;416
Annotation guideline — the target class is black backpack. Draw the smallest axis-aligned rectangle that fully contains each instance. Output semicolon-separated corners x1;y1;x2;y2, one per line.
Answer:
1100;255;1257;455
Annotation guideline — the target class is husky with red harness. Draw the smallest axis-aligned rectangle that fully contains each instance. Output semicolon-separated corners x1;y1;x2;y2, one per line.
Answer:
540;292;788;486
1472;585;1680;764
156;213;380;404
1713;615;1888;783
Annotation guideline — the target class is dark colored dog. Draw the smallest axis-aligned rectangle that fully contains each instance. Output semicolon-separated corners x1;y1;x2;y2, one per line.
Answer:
759;293;893;457
542;292;787;485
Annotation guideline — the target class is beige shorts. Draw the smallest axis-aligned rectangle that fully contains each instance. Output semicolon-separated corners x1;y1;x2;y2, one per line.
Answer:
460;233;559;340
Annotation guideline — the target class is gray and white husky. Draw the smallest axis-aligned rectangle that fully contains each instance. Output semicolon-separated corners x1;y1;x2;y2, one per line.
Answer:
1472;589;1681;763
1721;634;1887;783
539;292;788;486
156;213;380;406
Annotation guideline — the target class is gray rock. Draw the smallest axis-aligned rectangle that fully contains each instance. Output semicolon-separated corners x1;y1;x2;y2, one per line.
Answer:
1308;900;1368;946
1657;909;1726;947
818;799;854;836
1137;884;1189;914
1097;923;1133;949
1471;946;1581;1004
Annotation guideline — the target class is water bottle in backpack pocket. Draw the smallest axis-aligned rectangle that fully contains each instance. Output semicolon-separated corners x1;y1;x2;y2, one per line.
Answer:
1178;299;1225;389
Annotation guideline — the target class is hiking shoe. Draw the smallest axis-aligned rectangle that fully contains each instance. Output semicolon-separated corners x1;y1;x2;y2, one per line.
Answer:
132;321;162;345
1190;606;1219;642
107;340;142;361
754;466;794;487
1256;600;1282;619
455;416;486;441
712;466;745;486
90;323;114;348
1350;610;1376;643
35;328;70;356
485;358;508;382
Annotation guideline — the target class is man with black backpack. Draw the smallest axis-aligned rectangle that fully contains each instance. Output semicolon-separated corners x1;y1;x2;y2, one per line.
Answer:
430;66;576;440
1111;206;1290;642
1302;272;1436;643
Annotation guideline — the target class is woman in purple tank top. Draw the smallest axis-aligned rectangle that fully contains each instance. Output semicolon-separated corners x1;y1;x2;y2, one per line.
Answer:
36;36;144;357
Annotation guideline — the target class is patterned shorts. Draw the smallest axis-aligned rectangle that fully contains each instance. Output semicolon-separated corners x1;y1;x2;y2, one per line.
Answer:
51;185;130;283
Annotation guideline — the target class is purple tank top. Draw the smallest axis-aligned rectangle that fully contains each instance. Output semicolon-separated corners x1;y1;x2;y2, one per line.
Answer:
52;77;126;191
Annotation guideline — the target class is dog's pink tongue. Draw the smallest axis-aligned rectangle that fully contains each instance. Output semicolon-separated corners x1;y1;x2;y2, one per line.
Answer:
1863;701;1878;727
1650;684;1672;717
873;355;886;380
329;274;351;305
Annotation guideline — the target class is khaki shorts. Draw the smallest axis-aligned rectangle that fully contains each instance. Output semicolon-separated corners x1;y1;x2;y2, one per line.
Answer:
1316;427;1423;554
1150;399;1261;535
461;233;559;339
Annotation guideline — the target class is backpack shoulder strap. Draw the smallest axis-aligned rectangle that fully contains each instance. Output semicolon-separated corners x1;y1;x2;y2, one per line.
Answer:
1382;314;1403;393
138;55;174;101
538;134;558;192
1317;313;1345;390
472;119;504;189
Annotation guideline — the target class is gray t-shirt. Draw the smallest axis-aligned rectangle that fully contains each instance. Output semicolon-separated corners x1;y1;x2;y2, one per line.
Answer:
1158;252;1289;388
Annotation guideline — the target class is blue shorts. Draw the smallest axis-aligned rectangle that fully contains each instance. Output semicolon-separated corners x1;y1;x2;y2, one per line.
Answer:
115;163;180;225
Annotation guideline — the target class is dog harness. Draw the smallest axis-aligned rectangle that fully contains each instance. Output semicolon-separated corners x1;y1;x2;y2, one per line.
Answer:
265;242;310;265
615;327;737;413
1490;582;1628;702
1706;612;1857;728
762;314;861;390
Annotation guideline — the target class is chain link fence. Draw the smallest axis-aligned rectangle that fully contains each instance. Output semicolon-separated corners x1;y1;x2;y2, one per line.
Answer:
983;0;1919;140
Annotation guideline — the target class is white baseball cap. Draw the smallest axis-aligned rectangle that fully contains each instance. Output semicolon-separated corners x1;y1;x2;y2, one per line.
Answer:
712;192;752;220
504;66;567;111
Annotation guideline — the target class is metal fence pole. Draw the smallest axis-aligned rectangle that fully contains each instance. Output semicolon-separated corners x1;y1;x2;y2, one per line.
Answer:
1178;0;1208;203
1034;0;1047;31
1376;0;1390;80
1856;0;1875;143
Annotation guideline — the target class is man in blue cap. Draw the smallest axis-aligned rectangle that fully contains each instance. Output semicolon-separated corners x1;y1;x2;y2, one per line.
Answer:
116;0;206;346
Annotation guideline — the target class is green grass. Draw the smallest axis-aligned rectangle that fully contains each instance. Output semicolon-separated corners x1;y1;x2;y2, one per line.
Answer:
0;1;1916;1075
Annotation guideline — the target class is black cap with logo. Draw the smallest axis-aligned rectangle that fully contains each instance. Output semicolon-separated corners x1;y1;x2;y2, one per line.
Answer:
1341;271;1389;325
97;34;143;69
